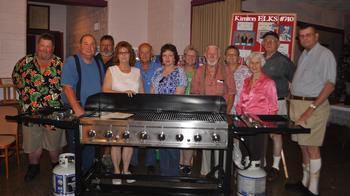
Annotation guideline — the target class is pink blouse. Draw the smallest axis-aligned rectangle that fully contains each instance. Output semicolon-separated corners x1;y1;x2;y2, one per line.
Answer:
235;73;278;115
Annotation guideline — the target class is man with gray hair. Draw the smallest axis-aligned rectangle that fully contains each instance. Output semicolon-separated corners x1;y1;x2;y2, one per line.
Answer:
96;35;115;69
191;45;235;176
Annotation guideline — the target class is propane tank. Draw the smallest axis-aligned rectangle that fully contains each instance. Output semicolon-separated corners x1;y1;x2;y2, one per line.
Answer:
53;153;76;196
237;160;266;196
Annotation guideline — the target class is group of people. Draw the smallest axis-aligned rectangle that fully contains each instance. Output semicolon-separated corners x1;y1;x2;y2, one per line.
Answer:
12;24;336;196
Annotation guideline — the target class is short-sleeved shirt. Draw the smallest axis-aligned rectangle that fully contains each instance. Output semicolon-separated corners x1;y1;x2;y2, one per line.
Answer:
135;61;161;93
12;54;63;113
151;66;187;94
61;53;105;106
291;43;337;97
109;66;141;93
263;51;295;98
191;64;236;102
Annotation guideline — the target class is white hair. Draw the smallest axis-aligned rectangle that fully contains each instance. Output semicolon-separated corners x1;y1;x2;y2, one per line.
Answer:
246;52;266;67
205;44;221;55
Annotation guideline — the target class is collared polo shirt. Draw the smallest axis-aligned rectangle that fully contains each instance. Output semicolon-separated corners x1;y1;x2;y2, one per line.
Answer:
291;42;336;97
135;61;161;93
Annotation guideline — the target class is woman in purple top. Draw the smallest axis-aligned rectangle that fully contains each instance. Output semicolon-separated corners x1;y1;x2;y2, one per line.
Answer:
151;43;187;176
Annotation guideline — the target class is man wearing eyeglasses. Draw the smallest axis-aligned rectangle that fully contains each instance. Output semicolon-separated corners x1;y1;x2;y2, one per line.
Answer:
285;25;336;196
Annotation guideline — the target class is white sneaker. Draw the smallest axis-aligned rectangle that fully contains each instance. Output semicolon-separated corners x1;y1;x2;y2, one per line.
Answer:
124;171;136;183
112;178;121;185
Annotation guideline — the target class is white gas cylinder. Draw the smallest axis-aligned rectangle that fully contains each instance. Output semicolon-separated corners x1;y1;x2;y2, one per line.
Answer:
53;153;76;196
237;160;266;196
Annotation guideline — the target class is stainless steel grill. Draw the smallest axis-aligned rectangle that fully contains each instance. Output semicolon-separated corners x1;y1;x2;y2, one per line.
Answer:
79;93;229;149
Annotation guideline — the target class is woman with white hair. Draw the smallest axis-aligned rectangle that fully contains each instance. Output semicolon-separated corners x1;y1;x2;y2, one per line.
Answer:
235;52;278;166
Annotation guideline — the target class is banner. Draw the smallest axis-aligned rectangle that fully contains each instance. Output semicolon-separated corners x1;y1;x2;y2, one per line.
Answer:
229;13;297;61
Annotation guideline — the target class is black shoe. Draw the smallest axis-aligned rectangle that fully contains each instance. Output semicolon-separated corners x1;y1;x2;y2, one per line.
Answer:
285;181;309;194
182;166;192;175
24;164;40;182
267;167;280;182
147;165;155;175
302;190;320;196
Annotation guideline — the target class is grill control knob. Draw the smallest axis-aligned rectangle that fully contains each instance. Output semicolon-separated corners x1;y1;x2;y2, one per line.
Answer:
194;134;202;142
176;134;184;142
158;132;166;141
123;131;130;139
88;129;96;138
212;133;220;142
105;130;113;139
140;131;148;140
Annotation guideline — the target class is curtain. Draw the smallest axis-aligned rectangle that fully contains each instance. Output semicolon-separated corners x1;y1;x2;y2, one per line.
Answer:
191;0;241;56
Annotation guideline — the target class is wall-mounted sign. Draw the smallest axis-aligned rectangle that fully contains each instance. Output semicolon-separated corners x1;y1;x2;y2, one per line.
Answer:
230;13;297;61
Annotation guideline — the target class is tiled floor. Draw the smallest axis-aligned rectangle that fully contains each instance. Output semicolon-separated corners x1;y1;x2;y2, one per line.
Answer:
0;124;349;196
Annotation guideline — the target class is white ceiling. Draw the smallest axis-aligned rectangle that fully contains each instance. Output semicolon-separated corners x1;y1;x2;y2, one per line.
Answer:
301;0;350;12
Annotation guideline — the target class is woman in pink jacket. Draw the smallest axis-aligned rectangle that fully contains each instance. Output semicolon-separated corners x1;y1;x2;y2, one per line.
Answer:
235;52;278;167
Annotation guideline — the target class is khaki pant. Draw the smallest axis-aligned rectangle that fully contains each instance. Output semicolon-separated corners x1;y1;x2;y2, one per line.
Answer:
290;100;329;146
22;124;67;153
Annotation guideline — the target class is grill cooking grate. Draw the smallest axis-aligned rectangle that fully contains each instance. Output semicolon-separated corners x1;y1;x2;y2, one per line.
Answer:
133;112;226;122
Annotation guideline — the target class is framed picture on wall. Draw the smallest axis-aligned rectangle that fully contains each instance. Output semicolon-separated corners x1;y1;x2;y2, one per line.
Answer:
28;5;50;30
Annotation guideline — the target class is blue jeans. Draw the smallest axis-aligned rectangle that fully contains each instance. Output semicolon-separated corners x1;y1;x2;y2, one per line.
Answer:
131;148;157;167
66;129;95;174
159;148;180;176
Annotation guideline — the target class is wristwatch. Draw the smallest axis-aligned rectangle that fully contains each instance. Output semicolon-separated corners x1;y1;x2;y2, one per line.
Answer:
309;103;317;109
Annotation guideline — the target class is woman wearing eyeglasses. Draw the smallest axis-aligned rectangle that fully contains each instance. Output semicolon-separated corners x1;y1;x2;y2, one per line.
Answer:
102;41;144;184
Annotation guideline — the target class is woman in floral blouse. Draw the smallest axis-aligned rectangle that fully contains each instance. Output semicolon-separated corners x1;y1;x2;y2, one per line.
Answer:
151;43;187;176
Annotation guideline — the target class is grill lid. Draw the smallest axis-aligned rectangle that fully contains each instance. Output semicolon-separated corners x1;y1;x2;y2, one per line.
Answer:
84;93;227;114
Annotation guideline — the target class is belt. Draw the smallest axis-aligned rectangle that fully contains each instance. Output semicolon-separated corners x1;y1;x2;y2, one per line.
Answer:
290;95;317;101
278;97;285;100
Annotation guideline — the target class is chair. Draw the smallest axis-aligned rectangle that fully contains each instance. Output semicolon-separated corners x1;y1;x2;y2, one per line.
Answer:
0;78;18;105
0;105;20;179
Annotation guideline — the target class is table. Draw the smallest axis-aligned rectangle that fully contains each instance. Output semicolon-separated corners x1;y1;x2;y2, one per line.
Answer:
329;104;350;127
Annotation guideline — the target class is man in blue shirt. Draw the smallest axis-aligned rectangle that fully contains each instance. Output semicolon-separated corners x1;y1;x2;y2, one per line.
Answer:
61;34;105;173
286;25;336;196
131;43;161;173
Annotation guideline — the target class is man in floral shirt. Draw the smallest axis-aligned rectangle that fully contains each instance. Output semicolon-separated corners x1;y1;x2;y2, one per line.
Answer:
12;33;66;182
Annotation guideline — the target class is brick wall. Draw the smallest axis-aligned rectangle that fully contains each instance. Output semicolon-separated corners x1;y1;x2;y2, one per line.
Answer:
66;6;108;56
